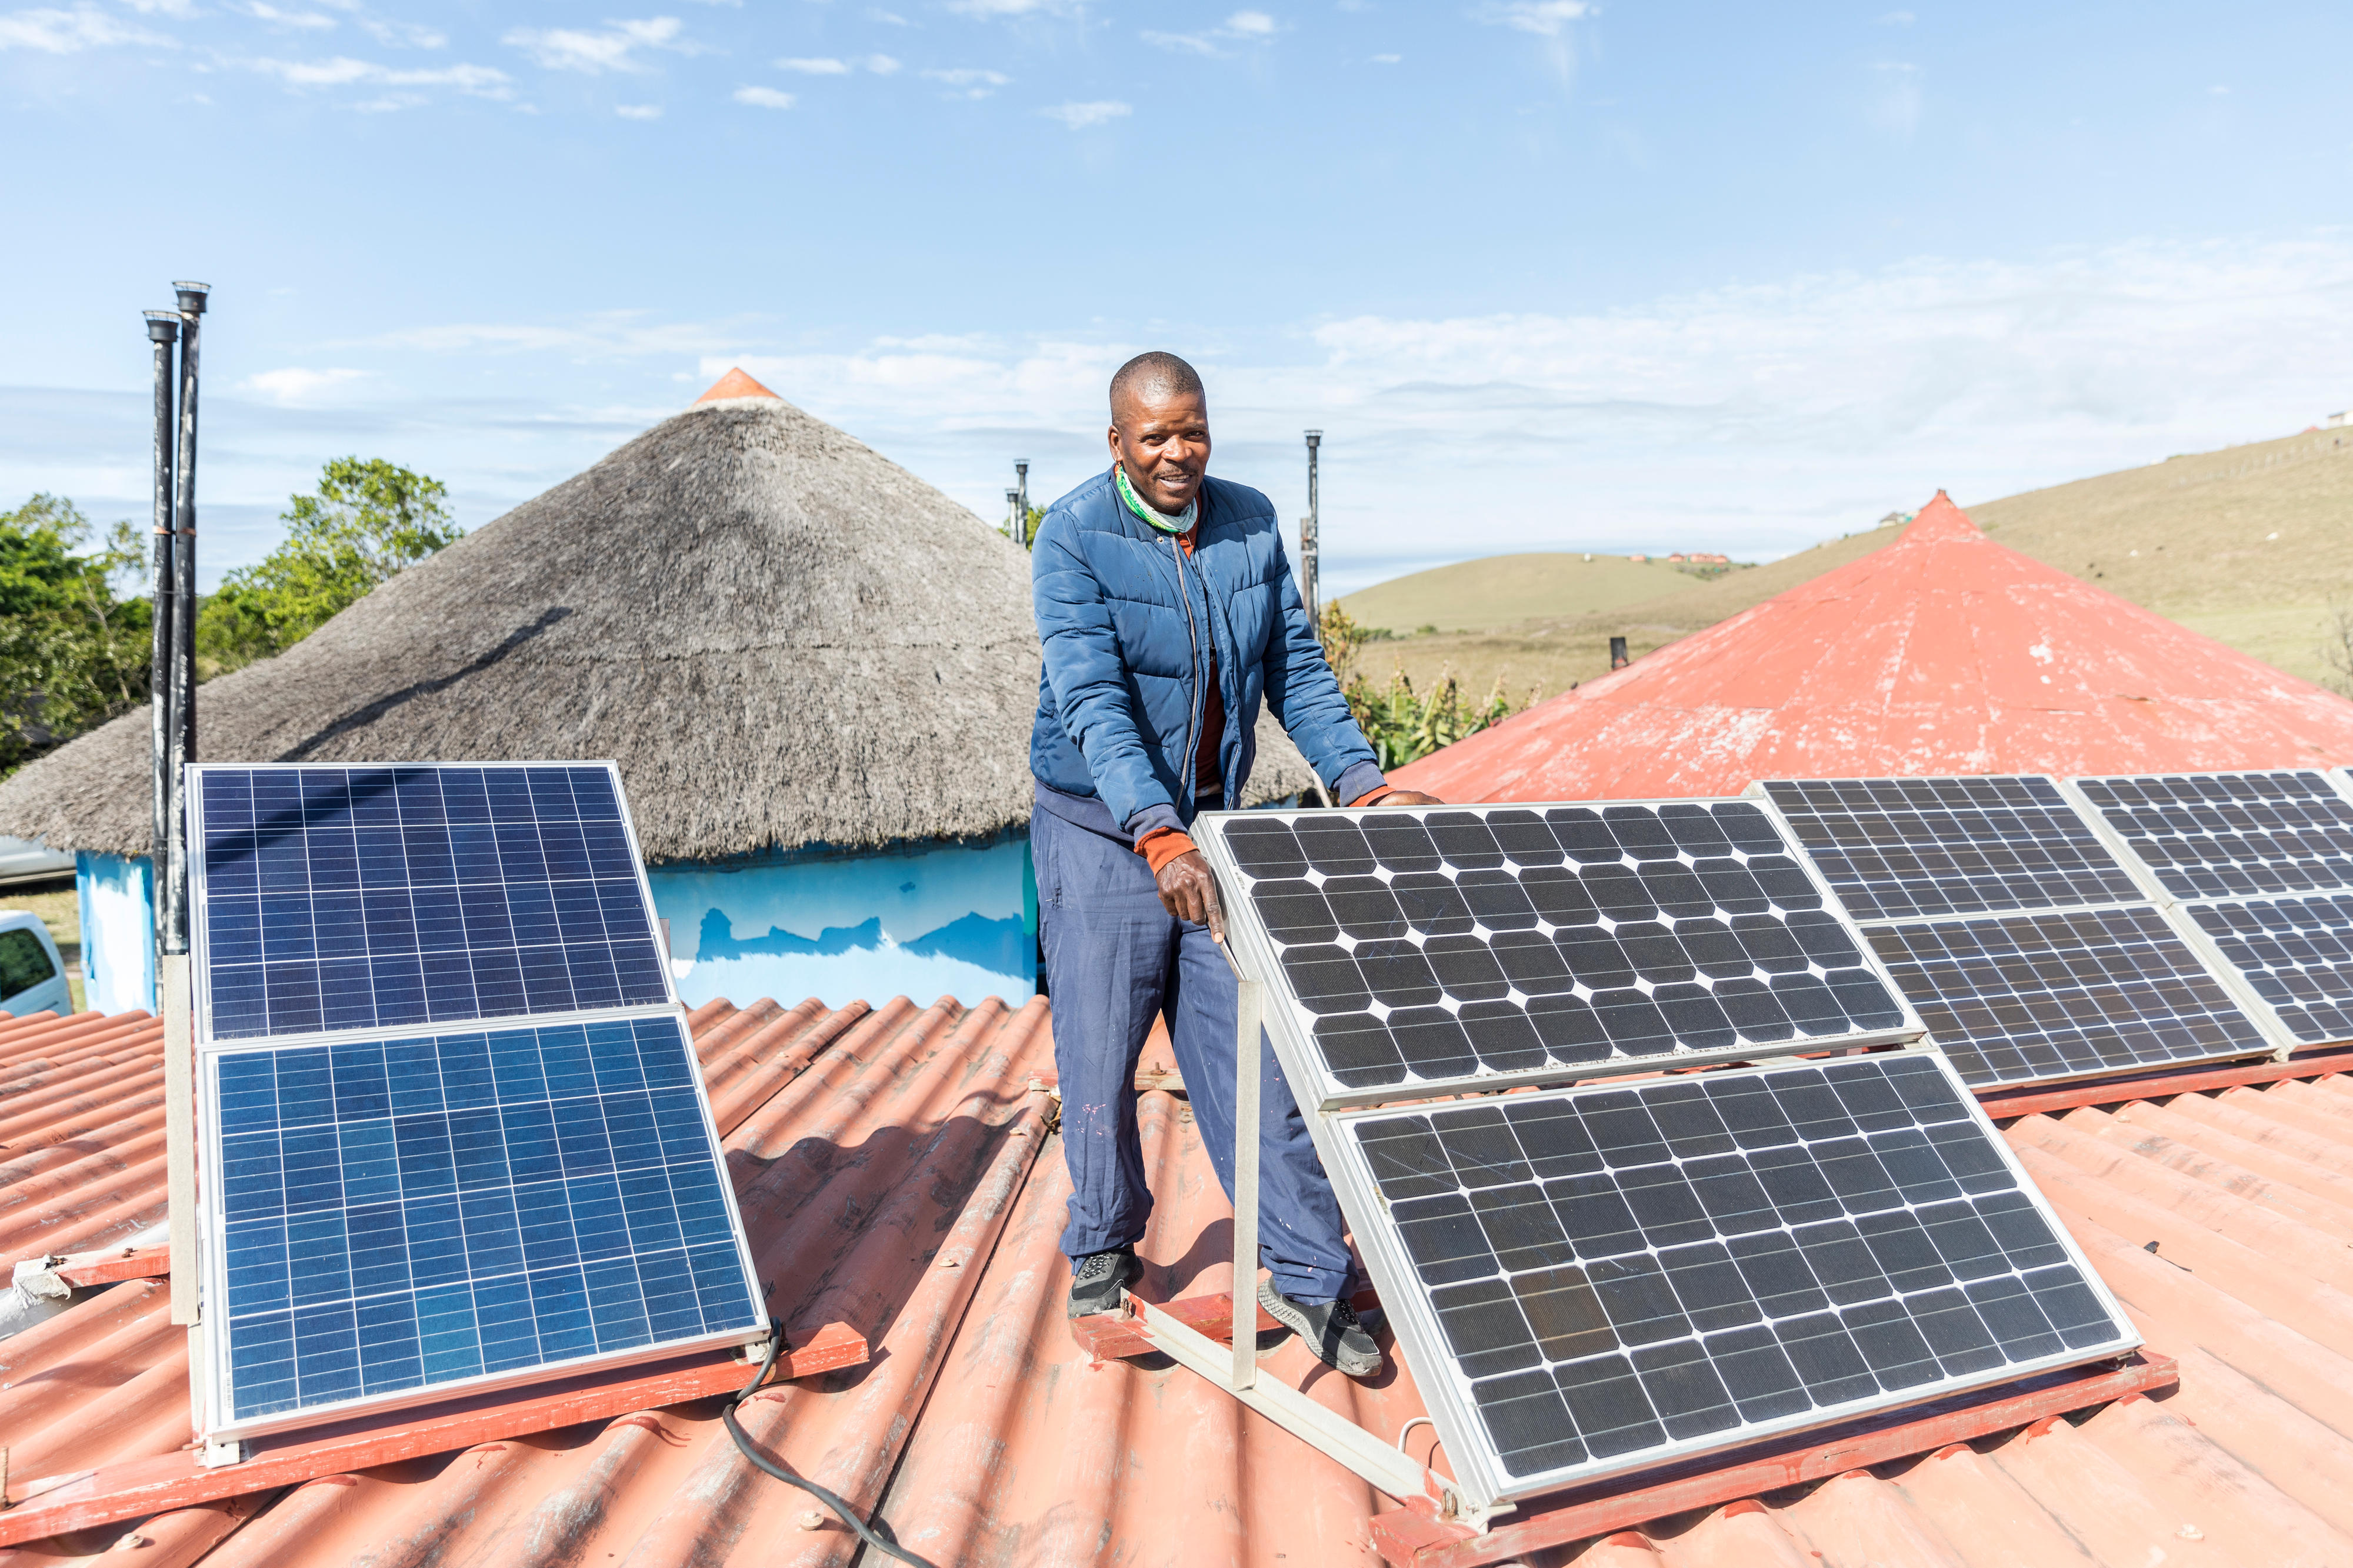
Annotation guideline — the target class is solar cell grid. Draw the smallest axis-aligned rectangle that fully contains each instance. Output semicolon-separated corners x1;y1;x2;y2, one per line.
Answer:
205;1012;762;1434
2072;770;2353;899
2184;894;2353;1046
1338;1055;2132;1496
1864;906;2274;1087
191;763;671;1043
1207;803;1914;1107
1759;776;2142;920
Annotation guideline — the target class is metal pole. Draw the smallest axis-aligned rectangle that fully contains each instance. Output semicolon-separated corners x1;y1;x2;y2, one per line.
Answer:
165;282;209;956
1229;972;1264;1393
143;311;179;976
1302;431;1322;630
1005;488;1021;543
1015;459;1029;551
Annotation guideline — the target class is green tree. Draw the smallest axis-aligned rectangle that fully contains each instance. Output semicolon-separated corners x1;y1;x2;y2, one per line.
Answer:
0;494;151;777
199;458;462;673
1315;601;1531;769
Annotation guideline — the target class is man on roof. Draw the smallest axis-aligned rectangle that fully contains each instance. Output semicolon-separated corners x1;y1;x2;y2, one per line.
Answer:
1029;351;1440;1377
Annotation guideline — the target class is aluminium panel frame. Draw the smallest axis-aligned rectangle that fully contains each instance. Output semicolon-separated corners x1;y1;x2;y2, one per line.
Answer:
2159;890;2353;1056
1316;1050;2144;1509
184;759;679;1049
194;1003;769;1443
1194;799;1928;1117
2054;768;2353;908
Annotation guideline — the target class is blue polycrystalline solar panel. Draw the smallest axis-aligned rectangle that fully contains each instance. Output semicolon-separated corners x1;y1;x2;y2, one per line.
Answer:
1758;778;2142;920
205;1013;762;1434
1199;803;1917;1110
2182;895;2353;1046
2072;770;2353;900
191;764;671;1042
1332;1054;2135;1500
1863;907;2274;1088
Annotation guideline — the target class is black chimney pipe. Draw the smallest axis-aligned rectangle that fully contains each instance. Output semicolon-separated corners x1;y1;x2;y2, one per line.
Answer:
1609;636;1630;670
142;310;180;963
164;282;208;956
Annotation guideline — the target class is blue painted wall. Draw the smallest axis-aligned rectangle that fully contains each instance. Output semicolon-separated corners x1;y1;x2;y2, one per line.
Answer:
77;850;155;1015
648;834;1036;1011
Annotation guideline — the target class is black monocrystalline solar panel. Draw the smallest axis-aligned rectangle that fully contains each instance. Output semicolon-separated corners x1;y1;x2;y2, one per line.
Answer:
1340;1055;2132;1496
1759;777;2142;921
191;764;671;1043
1864;907;2275;1088
2184;895;2353;1046
1205;803;1911;1103
207;1013;763;1433
2072;770;2353;899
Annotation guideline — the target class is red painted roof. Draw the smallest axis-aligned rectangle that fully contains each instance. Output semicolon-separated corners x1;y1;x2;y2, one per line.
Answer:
6;1000;2353;1565
1395;492;2353;803
692;366;782;405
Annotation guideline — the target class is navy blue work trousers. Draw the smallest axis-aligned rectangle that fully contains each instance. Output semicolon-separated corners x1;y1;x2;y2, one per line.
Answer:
1032;802;1354;1302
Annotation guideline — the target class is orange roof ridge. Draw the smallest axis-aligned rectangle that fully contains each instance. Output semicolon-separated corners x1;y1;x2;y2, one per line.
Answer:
1899;489;1985;546
692;367;781;406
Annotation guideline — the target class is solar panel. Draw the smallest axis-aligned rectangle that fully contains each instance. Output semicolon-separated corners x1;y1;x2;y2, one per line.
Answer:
2181;894;2353;1047
188;763;672;1043
2070;770;2353;900
1197;802;1919;1111
201;1012;764;1439
1757;777;2143;920
1331;1053;2135;1501
1862;906;2277;1088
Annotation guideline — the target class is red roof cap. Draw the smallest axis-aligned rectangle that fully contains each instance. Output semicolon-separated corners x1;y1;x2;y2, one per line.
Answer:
692;366;781;405
1396;491;2353;800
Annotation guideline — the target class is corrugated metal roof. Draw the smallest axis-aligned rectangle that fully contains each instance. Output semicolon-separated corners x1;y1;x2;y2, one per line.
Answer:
1395;493;2353;803
4;999;2352;1567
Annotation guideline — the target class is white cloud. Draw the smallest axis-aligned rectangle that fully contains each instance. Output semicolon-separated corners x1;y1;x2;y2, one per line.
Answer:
0;5;170;52
1876;8;1914;21
859;52;899;72
243;53;511;94
868;6;908;22
732;83;794;108
1041;98;1127;129
1870;59;1921;137
1371;52;1399;62
358;17;446;47
776;54;848;72
239;1;337;28
1145;8;1279;55
503;16;687;74
615;101;660;117
116;0;194;15
922;64;1008;96
239;367;368;404
1475;0;1587;36
946;0;1074;14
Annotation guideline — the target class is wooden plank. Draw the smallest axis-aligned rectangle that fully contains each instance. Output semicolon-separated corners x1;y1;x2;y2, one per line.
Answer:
1369;1354;2179;1567
1071;1285;1382;1361
52;1244;172;1288
1975;1049;2353;1120
0;1322;867;1546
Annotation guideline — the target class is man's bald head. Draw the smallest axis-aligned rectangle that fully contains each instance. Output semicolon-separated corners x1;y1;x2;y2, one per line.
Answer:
1106;352;1211;516
1109;352;1205;425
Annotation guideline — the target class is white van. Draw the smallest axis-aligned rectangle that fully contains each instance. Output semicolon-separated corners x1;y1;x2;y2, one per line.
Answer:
0;910;72;1018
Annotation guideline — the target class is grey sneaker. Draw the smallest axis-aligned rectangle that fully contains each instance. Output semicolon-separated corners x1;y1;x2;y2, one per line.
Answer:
1066;1246;1142;1317
1257;1279;1382;1377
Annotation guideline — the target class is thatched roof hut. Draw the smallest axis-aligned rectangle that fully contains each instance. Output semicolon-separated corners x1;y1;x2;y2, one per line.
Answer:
0;372;1316;867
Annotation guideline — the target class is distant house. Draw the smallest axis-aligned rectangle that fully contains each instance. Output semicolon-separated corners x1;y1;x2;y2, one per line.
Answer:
0;370;1314;1013
1665;552;1687;563
1629;553;1649;563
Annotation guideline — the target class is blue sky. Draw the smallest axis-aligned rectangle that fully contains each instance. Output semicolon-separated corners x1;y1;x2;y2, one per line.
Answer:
4;0;2350;593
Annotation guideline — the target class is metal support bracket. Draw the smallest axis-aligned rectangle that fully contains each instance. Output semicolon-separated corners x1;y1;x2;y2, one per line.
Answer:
1229;972;1262;1394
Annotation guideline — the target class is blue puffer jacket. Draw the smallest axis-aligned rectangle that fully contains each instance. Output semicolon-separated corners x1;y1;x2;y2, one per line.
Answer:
1031;467;1385;845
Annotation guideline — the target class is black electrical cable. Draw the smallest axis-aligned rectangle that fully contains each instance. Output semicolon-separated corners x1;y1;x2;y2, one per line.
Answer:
721;1322;939;1568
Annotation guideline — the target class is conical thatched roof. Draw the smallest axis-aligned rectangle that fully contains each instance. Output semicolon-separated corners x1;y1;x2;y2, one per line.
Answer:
0;372;1318;862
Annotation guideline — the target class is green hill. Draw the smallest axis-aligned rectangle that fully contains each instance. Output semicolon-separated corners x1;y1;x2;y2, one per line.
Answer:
1338;425;2353;706
1335;552;1720;635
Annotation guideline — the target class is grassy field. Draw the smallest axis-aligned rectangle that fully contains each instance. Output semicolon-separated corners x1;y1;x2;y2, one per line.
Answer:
1339;425;2353;706
1336;553;1733;635
1;882;85;1013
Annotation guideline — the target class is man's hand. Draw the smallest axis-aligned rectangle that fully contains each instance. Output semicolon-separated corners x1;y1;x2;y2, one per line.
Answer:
1155;849;1225;940
1374;790;1443;807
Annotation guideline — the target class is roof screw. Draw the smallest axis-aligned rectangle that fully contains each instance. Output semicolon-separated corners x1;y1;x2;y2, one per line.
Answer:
797;1511;826;1532
2178;1526;2205;1541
